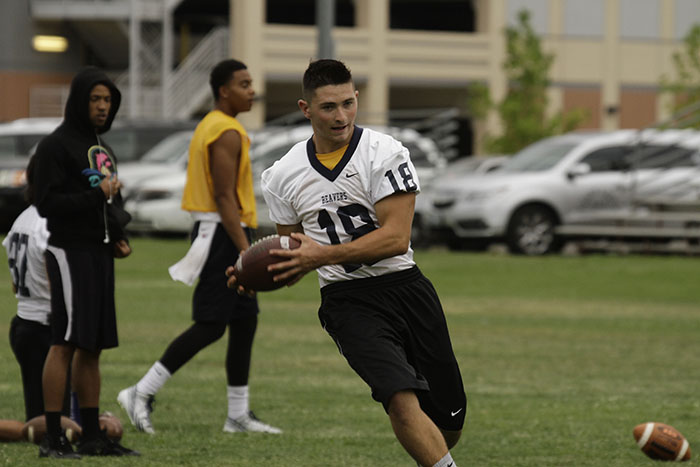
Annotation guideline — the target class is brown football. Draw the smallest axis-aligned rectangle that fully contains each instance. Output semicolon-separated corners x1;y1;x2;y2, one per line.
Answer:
0;419;26;442
233;235;301;291
22;415;82;444
633;422;691;461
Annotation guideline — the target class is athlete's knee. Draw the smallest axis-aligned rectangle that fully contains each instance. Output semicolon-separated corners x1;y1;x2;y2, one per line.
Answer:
49;343;76;361
74;347;100;363
387;390;420;424
441;429;462;449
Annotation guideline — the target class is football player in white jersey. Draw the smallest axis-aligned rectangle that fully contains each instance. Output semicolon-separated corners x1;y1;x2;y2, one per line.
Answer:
4;203;52;422
228;59;466;467
4;159;72;427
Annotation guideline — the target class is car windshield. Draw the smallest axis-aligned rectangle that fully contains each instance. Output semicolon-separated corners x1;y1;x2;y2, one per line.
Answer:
103;127;191;162
141;132;191;163
0;134;48;158
251;142;296;174
500;140;577;172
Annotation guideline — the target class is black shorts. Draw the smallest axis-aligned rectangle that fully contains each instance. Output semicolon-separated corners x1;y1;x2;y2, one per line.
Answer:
191;222;259;323
45;244;118;351
319;266;466;431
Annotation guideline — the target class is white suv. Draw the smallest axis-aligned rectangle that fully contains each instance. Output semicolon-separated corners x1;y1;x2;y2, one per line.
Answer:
0;118;62;231
418;129;700;254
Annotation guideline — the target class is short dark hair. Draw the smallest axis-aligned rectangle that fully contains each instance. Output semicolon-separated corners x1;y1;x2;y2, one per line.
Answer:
302;59;353;100
210;59;247;100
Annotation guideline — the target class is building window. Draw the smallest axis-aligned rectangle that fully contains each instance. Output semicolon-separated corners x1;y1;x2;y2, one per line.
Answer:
389;0;475;32
619;0;659;40
507;0;549;35
563;0;604;38
674;0;700;39
266;0;355;27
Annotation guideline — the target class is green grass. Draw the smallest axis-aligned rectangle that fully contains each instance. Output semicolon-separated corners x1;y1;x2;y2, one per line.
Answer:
0;238;698;466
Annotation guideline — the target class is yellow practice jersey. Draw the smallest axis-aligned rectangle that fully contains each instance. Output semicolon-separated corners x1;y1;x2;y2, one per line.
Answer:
181;110;257;228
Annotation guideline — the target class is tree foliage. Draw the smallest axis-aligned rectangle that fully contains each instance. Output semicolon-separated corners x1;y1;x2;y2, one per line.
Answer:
469;10;585;154
660;25;700;128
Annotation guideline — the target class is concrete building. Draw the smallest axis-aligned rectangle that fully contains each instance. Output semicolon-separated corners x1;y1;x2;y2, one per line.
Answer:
2;0;700;155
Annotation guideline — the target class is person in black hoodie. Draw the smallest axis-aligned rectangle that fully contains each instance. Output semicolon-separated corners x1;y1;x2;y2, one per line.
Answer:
31;67;138;458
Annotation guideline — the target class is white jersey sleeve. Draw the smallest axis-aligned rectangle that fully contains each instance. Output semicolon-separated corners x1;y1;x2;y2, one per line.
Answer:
364;131;419;200
2;206;51;325
261;127;419;287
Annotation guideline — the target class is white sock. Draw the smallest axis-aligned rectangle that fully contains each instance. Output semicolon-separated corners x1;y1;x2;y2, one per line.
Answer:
433;452;456;467
227;385;249;420
135;361;171;396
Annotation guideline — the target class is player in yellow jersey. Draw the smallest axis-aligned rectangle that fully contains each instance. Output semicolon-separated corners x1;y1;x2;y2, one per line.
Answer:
118;59;281;435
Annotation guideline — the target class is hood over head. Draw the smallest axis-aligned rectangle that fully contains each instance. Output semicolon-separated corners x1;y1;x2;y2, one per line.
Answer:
63;67;121;135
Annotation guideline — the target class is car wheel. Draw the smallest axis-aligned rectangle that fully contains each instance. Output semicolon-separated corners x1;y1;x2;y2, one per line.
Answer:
505;204;561;255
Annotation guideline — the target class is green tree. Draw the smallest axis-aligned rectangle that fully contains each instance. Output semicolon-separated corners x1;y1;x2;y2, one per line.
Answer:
469;10;585;154
660;24;700;128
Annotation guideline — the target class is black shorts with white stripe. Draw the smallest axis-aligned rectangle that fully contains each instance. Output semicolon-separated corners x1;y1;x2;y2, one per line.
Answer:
45;244;118;351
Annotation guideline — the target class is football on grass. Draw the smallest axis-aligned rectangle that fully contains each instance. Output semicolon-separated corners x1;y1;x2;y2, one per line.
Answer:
22;415;81;444
633;422;691;461
233;235;301;291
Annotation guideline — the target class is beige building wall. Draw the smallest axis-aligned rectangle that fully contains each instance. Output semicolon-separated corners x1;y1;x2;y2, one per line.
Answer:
3;1;693;153
224;0;691;154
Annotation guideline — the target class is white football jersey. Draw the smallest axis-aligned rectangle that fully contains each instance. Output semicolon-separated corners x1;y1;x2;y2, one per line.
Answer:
262;126;420;287
2;206;51;325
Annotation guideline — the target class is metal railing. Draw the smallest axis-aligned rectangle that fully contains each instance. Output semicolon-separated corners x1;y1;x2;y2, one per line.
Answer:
166;26;229;119
114;20;164;119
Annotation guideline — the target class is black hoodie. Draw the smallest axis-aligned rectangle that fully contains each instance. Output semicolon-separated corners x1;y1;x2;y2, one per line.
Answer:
32;67;130;247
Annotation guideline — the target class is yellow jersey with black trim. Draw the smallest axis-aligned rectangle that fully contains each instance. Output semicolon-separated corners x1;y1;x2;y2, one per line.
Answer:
181;110;257;228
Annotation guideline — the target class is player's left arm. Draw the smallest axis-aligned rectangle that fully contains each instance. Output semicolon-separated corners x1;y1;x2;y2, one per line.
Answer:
268;192;415;281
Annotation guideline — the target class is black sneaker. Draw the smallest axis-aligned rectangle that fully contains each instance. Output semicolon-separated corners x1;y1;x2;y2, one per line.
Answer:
77;430;141;457
39;432;81;459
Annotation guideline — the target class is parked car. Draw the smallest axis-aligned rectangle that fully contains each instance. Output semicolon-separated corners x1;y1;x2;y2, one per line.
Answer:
418;129;700;254
124;171;192;234
104;119;197;163
412;155;508;247
0;118;196;232
118;130;192;198
124;124;448;235
0;118;62;231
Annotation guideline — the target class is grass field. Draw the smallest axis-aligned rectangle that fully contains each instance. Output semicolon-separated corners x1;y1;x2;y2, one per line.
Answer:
0;237;698;466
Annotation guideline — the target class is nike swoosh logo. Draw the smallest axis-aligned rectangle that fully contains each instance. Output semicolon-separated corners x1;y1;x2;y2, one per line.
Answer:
345;172;359;178
451;408;463;416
